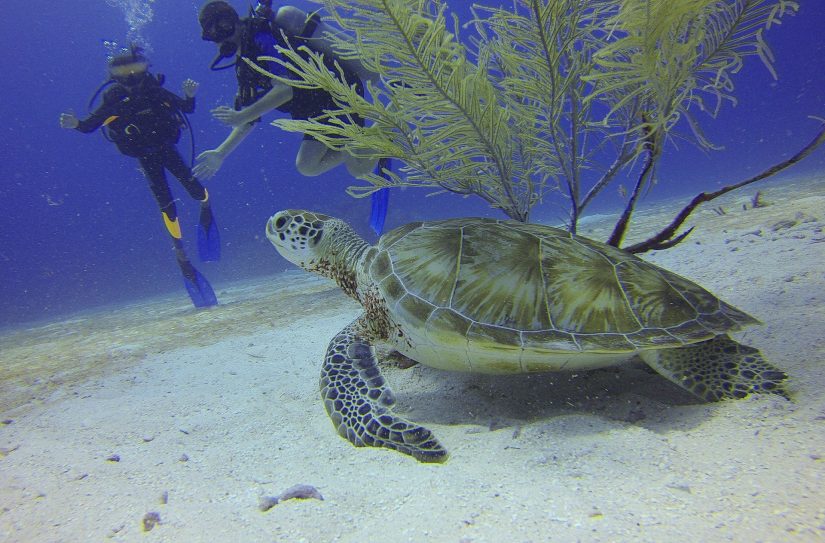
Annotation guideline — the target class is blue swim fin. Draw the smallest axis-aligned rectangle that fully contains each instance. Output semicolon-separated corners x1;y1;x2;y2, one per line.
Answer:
176;250;218;308
197;205;221;262
181;265;218;308
369;158;391;236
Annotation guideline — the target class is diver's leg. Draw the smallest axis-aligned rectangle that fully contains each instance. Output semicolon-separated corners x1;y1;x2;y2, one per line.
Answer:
138;154;217;307
162;146;220;262
290;79;375;177
344;154;379;177
295;139;348;176
295;135;377;177
138;154;181;239
295;142;376;178
163;145;207;201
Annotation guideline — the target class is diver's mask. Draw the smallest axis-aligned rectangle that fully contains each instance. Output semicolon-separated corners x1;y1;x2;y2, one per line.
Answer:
110;60;150;87
201;13;237;43
199;1;241;69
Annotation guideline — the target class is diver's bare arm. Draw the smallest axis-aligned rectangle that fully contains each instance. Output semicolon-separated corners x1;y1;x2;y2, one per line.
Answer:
215;123;256;157
194;122;256;178
234;84;293;125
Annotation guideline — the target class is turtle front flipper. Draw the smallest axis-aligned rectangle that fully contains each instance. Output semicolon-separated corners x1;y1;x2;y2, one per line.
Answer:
640;335;789;401
320;318;448;463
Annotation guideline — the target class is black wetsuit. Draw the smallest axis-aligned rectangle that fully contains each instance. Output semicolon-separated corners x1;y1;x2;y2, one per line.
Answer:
234;14;364;137
75;75;206;222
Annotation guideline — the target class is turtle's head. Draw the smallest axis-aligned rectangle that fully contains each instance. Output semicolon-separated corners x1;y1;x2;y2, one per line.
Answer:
267;210;336;269
267;210;367;294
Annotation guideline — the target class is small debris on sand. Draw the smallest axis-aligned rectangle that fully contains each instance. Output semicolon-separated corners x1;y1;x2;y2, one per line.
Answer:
259;484;324;512
142;512;161;532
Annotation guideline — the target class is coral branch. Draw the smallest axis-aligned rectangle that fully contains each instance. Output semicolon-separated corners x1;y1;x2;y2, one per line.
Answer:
624;122;825;254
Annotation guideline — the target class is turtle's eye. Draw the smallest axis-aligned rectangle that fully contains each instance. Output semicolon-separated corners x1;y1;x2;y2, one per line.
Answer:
311;229;323;246
267;218;282;239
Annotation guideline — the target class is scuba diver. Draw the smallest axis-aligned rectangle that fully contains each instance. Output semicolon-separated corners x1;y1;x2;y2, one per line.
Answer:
196;0;392;234
59;46;221;308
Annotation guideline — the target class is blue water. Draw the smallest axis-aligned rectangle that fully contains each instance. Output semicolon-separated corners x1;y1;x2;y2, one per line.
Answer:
1;0;823;328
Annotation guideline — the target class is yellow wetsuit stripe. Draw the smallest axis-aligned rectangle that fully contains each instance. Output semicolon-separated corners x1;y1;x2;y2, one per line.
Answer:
162;212;182;239
201;188;209;203
102;115;120;126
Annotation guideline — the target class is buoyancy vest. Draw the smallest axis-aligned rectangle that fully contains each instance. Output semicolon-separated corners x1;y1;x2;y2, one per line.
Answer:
102;75;185;157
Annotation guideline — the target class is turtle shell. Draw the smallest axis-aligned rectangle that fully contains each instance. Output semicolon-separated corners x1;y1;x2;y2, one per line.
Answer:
366;218;757;372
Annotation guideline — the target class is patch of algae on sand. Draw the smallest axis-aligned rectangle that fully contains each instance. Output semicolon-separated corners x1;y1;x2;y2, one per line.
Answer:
0;273;354;414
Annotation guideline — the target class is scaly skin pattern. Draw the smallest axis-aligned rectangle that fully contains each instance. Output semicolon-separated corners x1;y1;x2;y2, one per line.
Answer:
640;335;788;401
320;319;448;463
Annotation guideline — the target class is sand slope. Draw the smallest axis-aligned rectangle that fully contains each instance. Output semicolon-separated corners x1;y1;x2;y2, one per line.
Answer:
1;176;824;542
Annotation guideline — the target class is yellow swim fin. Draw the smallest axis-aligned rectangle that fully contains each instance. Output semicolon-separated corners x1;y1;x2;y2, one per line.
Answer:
162;212;182;239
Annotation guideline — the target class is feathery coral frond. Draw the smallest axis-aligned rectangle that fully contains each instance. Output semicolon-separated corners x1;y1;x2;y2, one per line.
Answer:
251;0;799;229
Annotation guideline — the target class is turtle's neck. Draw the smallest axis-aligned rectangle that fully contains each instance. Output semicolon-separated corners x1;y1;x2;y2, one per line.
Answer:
317;223;370;301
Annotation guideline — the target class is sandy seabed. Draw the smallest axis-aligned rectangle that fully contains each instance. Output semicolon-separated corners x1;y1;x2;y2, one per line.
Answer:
1;175;824;542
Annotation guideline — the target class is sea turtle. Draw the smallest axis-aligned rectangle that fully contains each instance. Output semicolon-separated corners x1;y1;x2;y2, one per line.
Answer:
266;210;789;463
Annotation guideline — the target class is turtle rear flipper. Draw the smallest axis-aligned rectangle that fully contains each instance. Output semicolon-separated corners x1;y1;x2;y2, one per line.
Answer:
321;319;448;463
640;335;789;401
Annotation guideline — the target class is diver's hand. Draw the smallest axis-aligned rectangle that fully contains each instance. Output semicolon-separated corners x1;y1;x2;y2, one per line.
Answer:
211;105;246;128
182;79;199;98
194;149;225;179
59;111;79;129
